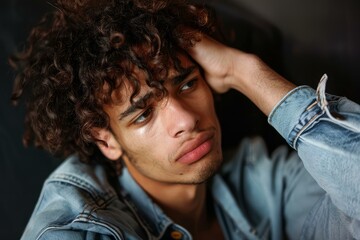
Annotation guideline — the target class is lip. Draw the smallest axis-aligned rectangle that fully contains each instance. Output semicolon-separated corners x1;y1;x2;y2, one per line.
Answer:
176;131;215;165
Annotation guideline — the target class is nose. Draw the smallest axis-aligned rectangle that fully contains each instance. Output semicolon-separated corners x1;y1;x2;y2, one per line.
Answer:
162;97;199;138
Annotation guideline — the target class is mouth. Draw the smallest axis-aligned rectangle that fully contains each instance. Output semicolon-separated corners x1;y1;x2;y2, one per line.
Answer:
176;131;215;165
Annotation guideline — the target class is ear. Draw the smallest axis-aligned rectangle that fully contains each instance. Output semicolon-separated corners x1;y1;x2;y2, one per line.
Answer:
92;128;123;161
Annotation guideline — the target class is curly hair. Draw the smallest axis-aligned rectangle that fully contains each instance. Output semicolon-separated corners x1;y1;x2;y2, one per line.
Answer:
9;0;214;163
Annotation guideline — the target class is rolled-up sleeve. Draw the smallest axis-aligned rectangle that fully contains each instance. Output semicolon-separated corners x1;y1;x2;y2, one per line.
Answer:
268;74;360;238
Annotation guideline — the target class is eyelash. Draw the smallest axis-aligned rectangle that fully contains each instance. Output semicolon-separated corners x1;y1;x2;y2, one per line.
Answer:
180;77;198;92
132;77;199;125
134;107;153;124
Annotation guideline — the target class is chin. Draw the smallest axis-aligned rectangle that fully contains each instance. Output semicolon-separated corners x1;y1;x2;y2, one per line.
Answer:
190;155;223;184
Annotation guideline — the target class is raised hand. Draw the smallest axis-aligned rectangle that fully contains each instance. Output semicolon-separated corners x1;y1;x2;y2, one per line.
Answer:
188;34;296;116
187;34;239;93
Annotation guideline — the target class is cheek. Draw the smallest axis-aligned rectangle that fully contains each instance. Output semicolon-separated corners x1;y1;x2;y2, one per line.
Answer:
117;126;165;159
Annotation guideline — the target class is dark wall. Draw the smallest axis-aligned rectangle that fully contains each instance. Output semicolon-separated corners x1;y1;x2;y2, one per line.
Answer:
0;1;57;239
221;0;360;96
209;0;360;151
1;0;359;239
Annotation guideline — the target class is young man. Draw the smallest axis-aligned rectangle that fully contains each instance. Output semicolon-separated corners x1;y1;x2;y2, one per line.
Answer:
11;0;360;239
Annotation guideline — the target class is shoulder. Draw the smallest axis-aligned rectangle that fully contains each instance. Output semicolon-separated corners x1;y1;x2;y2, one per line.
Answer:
221;137;296;173
46;155;118;201
21;156;145;240
219;136;305;191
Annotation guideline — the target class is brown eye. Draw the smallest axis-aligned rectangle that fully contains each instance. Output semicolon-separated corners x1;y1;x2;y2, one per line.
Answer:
134;108;153;124
180;78;198;91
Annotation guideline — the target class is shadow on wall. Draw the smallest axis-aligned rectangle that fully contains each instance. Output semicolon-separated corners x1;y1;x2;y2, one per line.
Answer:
209;0;360;151
216;0;360;100
1;0;359;239
210;1;287;151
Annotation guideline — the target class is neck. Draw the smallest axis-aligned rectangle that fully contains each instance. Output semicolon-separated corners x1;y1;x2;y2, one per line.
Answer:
151;183;209;232
125;163;212;234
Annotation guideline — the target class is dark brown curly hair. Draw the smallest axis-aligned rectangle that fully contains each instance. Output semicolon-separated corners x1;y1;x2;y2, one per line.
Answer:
9;0;214;163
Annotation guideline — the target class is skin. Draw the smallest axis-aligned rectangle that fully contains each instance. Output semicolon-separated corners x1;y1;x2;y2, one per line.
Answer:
95;35;297;239
104;54;222;184
95;53;223;237
187;35;296;116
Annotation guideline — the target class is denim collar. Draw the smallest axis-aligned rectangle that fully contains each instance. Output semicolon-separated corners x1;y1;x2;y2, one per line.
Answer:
117;166;254;239
118;167;175;238
211;174;255;239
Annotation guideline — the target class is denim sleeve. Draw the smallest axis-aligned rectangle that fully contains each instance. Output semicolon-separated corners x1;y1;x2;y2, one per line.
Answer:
38;230;116;240
268;74;360;238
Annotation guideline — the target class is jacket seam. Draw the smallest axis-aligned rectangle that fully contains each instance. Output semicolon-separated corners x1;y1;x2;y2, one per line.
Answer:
35;214;124;240
46;173;116;204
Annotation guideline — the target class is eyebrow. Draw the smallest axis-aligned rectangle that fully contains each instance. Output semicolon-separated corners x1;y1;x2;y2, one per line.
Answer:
172;65;197;86
118;65;197;121
119;92;153;120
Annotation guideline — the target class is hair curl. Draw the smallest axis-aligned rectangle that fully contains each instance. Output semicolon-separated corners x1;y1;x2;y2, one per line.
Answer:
10;0;215;163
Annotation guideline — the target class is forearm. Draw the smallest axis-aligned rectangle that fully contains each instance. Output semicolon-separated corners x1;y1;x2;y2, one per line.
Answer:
190;34;360;237
228;51;296;116
269;79;360;219
188;36;296;116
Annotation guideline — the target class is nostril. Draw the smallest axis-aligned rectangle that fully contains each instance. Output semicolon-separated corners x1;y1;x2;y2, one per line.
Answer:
174;120;199;137
175;130;185;137
166;99;200;137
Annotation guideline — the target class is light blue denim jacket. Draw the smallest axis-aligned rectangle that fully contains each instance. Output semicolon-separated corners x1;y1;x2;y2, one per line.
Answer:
21;75;360;240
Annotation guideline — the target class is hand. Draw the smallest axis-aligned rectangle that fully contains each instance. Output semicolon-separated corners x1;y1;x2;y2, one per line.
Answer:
188;33;296;116
187;34;239;93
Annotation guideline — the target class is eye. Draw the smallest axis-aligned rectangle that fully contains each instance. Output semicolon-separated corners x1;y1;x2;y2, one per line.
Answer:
180;78;198;92
134;107;153;124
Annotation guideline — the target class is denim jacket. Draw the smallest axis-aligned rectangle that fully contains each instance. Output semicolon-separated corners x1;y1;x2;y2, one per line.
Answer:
21;75;360;239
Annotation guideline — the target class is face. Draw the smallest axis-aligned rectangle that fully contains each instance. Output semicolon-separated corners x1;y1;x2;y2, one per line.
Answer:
103;54;222;185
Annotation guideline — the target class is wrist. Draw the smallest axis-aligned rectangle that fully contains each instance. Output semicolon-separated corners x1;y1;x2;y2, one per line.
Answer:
226;50;259;93
225;50;296;115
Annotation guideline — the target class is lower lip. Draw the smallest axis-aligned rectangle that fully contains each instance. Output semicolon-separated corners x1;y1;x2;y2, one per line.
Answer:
177;139;213;164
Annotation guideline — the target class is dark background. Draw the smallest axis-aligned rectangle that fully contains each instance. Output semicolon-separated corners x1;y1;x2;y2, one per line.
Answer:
1;0;359;239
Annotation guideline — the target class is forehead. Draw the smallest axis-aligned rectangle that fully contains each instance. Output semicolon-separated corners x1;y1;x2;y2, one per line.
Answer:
110;53;196;105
